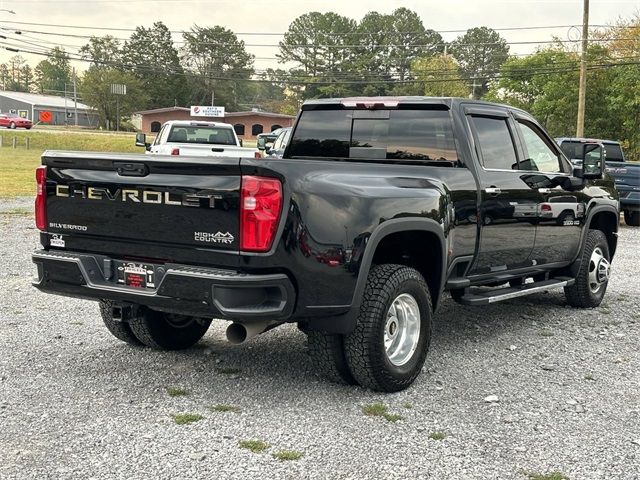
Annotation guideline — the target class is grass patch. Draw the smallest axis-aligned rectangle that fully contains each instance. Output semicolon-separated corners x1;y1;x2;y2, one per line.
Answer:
209;404;241;413
539;330;555;337
584;373;596;381
171;413;203;425
1;208;32;216
216;367;242;375
522;471;569;480
383;413;403;422
429;431;446;440
167;387;189;397
272;450;304;461
239;439;269;453
0;130;141;198
362;403;402;422
402;402;413;409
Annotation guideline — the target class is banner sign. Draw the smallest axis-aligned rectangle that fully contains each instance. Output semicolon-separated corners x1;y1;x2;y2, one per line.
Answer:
190;105;225;117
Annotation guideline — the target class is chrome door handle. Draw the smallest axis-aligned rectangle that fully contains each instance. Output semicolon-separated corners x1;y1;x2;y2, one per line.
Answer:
485;187;501;195
538;188;552;193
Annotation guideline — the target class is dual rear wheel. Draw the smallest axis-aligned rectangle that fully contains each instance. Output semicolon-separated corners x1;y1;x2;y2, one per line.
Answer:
309;264;433;392
99;301;211;350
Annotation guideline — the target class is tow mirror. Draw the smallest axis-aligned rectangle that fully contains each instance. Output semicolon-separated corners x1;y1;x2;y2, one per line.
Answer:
580;143;604;179
135;132;147;148
257;137;266;150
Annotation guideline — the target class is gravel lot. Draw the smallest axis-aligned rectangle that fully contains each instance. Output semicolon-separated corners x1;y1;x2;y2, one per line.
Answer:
1;197;638;480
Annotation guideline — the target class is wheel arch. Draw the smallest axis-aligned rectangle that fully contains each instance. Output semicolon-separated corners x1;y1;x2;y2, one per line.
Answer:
587;207;619;259
355;218;447;313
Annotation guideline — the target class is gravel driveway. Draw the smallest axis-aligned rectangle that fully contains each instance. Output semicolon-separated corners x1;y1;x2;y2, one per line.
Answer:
1;197;638;480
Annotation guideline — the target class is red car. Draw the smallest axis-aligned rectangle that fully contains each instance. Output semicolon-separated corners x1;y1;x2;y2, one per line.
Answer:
0;114;32;129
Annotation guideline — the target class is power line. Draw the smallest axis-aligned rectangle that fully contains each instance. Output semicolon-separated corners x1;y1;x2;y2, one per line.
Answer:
0;25;627;48
0;20;610;36
2;42;637;86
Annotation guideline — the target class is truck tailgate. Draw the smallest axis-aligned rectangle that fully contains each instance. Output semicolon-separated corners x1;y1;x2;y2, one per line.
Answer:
43;151;241;252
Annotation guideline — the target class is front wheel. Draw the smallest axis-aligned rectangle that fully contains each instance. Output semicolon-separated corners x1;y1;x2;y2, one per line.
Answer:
624;210;640;227
128;309;211;350
565;229;611;308
344;264;432;392
9;122;15;129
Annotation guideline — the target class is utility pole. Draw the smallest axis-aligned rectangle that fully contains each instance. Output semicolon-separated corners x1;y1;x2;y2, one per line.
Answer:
576;0;589;137
73;68;78;126
211;91;215;106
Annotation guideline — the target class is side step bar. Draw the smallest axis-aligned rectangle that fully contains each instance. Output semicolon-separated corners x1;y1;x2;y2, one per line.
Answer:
457;277;575;306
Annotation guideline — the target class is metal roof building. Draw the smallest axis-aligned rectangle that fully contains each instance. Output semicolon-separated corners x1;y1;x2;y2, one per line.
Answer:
0;90;99;127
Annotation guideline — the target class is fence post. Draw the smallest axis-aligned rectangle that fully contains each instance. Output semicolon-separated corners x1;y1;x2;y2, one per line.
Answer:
0;136;3;147
12;136;17;149
25;137;30;150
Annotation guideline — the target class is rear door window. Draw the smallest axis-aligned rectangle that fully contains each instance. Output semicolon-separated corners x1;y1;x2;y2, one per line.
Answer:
470;116;518;170
288;109;458;165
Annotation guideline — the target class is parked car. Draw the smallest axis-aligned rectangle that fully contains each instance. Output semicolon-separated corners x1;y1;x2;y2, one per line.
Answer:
135;120;259;158
33;97;619;392
256;128;284;151
557;137;640;226
263;127;292;158
0;114;32;129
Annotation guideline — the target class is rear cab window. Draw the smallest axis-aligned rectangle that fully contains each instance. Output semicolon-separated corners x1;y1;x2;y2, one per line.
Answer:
286;108;459;166
167;125;237;145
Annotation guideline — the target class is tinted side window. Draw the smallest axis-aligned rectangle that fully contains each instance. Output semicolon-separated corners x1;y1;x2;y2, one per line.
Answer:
516;121;561;172
352;110;457;163
288;110;351;157
288;109;457;164
604;144;624;162
470;116;518;170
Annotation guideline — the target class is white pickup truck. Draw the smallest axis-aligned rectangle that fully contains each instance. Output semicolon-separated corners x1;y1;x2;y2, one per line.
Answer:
135;120;259;158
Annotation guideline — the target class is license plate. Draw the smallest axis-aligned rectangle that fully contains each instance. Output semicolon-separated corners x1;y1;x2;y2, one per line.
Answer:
117;262;155;289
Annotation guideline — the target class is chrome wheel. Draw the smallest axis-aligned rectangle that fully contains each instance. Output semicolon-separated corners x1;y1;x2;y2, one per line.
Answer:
588;246;610;294
384;293;421;366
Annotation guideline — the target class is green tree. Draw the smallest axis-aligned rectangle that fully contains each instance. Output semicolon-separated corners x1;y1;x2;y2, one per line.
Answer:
386;7;443;82
121;22;190;109
450;27;509;98
411;55;469;97
80;36;122;68
486;45;613;139
79;68;148;129
35;47;72;94
2;55;29;91
181;25;254;110
278;12;357;98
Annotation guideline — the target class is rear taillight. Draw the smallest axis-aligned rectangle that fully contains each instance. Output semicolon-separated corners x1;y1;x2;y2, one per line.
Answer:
540;204;552;212
171;148;180;155
254;151;262;159
240;175;282;252
35;166;47;231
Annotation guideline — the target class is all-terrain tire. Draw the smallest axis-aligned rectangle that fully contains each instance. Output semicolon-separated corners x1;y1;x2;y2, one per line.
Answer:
564;229;610;308
343;264;432;392
129;309;211;350
99;300;142;346
624;210;640;227
307;331;356;385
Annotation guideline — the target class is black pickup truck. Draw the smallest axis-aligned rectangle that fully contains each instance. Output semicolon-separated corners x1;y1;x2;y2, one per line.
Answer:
32;97;619;392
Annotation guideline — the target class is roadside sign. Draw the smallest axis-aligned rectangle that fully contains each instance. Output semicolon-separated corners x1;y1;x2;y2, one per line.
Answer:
39;111;53;123
190;105;225;117
111;84;127;95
